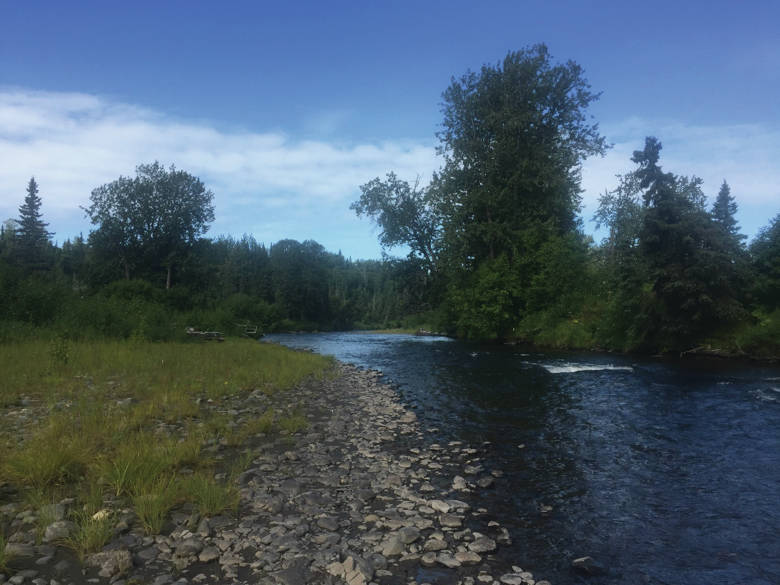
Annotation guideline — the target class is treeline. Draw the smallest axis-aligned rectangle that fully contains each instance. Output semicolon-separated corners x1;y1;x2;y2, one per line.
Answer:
352;45;780;357
0;231;431;341
2;45;778;356
0;173;431;341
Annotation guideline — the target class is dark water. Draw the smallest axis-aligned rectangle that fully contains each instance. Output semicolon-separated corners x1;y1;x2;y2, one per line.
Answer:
266;332;780;585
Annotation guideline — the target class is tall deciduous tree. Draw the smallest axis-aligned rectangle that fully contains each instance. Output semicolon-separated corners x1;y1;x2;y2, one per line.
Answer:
436;44;608;266
15;177;53;269
85;162;215;288
351;173;440;271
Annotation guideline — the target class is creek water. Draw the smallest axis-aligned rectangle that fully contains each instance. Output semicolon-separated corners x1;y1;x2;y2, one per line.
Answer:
265;332;780;585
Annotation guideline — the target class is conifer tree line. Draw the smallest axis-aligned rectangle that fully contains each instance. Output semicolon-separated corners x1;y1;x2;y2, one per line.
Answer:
1;45;778;355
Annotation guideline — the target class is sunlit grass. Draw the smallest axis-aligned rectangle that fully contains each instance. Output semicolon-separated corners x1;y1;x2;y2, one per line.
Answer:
181;473;239;517
0;338;330;540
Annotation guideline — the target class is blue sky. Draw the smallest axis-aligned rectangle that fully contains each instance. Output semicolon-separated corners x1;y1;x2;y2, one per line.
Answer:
1;0;778;259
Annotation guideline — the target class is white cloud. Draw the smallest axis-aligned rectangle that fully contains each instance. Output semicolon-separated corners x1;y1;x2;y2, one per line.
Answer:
1;89;777;256
581;117;780;239
0;88;439;255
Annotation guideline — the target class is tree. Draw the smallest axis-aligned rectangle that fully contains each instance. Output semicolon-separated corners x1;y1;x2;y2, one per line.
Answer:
16;177;53;270
436;44;608;266
711;180;746;247
351;173;440;271
632;137;747;350
85;162;215;288
750;213;780;310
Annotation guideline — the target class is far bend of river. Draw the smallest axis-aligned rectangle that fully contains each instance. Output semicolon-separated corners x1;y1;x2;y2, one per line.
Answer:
265;332;780;585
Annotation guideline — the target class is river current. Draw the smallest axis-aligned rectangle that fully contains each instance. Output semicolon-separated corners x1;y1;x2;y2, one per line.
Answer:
266;332;780;585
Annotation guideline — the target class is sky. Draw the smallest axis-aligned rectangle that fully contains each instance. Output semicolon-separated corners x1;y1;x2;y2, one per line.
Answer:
1;0;778;259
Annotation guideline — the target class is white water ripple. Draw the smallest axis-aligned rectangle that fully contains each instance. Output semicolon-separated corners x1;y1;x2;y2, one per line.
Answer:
534;362;635;374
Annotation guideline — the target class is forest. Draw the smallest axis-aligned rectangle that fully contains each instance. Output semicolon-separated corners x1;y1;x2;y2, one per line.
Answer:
2;45;778;357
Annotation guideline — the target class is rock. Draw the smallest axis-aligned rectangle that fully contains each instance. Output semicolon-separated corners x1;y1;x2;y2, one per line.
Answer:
175;537;203;557
3;543;34;559
380;536;404;557
423;539;448;552
273;558;311;585
439;513;463;528
398;526;420;544
429;500;451;514
196;517;211;537
436;553;461;568
455;551;482;565
572;555;606;576
43;520;74;543
420;552;438;567
316;516;339;532
468;536;497;554
86;550;133;578
198;546;220;563
477;477;494;488
499;574;526;585
452;476;468;491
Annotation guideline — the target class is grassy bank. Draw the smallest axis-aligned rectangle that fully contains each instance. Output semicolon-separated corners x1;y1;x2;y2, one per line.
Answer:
0;338;331;561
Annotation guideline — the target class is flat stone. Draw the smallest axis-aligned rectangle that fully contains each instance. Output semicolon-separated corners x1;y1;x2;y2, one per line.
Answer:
198;546;220;563
423;539;448;552
455;551;481;565
436;553;461;568
499;574;525;585
439;513;462;528
420;552;438;567
468;537;497;554
87;550;133;579
398;526;420;544
316;516;339;532
429;500;451;514
380;536;404;557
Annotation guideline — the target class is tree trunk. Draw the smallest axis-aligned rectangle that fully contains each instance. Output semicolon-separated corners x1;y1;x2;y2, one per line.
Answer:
166;264;172;290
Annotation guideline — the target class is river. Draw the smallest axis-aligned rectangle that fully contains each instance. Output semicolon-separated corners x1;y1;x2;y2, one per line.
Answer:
265;332;780;585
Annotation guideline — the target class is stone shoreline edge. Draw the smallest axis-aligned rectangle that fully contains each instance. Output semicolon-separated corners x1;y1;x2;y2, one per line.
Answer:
2;363;552;585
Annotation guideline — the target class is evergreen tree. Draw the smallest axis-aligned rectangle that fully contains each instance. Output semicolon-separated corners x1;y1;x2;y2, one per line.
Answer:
711;180;746;245
633;138;747;350
16;177;53;269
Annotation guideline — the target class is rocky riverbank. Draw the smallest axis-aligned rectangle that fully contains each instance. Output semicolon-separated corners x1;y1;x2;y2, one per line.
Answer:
2;364;549;585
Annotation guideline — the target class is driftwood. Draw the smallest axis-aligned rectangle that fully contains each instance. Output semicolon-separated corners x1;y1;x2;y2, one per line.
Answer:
185;326;225;342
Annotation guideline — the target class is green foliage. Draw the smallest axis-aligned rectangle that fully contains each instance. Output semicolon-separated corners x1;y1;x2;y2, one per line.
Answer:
750;214;780;310
180;473;239;517
85;162;215;287
132;474;178;535
65;505;114;560
14;177;53;271
351;173;441;269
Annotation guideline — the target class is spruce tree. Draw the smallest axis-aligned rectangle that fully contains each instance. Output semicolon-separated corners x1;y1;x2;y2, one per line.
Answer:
711;180;746;245
16;177;53;269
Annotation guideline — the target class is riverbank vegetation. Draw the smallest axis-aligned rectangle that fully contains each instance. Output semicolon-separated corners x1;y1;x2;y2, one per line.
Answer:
1;44;777;357
0;338;331;559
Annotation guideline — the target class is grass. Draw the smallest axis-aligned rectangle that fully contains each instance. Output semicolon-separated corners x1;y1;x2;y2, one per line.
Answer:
181;473;239;517
0;337;331;542
279;410;308;435
132;474;179;535
65;507;114;560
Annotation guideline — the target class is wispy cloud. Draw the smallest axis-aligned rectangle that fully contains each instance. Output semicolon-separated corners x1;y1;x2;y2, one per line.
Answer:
0;88;438;255
1;89;777;256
